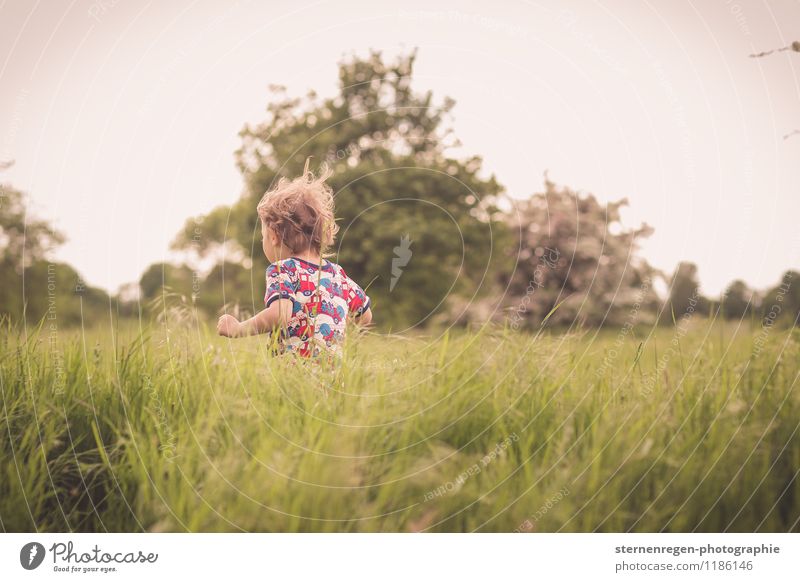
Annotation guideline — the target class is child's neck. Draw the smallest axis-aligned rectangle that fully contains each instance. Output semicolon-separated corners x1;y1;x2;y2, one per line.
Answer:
285;248;321;264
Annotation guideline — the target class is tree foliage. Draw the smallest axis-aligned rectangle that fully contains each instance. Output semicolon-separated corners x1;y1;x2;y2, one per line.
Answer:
760;270;799;326
500;177;659;328
0;175;109;325
143;50;797;331
0;181;64;273
722;279;755;319
662;261;709;323
171;51;507;328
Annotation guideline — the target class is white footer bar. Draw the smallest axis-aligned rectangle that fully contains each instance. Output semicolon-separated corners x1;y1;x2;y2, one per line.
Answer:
1;533;797;581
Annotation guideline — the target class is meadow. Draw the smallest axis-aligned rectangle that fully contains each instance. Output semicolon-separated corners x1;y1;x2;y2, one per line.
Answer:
1;315;798;532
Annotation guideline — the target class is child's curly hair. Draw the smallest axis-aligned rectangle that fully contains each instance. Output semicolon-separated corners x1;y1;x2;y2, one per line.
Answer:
256;163;339;253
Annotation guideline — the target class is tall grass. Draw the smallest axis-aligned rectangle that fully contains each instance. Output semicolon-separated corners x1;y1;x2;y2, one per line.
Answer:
1;316;798;532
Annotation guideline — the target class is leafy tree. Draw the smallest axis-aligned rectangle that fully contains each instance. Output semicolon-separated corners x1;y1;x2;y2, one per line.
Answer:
721;279;755;319
10;260;110;327
663;262;708;323
761;270;799;326
0;180;64;273
170;51;507;328
1;172;108;325
500;177;660;328
195;261;257;316
139;262;196;303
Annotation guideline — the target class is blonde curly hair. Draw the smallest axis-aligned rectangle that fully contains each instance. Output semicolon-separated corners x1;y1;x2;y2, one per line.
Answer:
256;163;339;254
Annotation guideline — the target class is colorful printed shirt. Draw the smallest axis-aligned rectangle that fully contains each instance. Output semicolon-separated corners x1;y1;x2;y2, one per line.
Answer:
265;257;370;357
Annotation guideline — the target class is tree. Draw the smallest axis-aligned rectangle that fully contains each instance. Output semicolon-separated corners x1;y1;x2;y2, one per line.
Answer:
1;170;109;325
169;50;507;328
195;261;257;316
663;262;708;323
761;270;799;326
139;262;196;303
500;177;660;328
0;180;64;274
721;279;755;319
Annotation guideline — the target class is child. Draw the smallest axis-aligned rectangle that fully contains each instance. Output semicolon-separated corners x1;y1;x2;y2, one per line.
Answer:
216;164;372;357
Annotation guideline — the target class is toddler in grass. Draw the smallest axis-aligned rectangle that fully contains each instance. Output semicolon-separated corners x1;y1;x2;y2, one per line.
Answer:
216;165;372;357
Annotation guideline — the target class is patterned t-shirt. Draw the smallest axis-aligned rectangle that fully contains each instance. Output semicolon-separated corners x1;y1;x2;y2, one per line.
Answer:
265;257;370;357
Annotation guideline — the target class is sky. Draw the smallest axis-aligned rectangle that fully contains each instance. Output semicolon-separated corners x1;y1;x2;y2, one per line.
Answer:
1;0;798;296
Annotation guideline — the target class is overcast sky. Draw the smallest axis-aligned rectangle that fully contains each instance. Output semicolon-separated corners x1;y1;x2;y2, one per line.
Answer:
1;0;798;296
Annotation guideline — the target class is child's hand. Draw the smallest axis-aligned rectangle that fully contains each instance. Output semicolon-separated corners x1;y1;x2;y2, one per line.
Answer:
217;314;242;337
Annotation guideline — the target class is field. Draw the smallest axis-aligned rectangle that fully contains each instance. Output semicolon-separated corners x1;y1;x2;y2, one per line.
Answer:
1;316;799;532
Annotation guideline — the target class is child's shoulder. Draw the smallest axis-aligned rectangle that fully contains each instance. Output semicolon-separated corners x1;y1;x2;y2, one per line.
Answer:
321;259;351;279
268;257;348;278
267;258;301;278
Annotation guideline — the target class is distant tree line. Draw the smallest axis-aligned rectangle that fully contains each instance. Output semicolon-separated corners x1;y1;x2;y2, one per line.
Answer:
2;52;797;331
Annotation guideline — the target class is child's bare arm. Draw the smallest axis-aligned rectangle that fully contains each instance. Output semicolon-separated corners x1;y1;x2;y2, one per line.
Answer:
354;307;372;326
217;299;293;338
